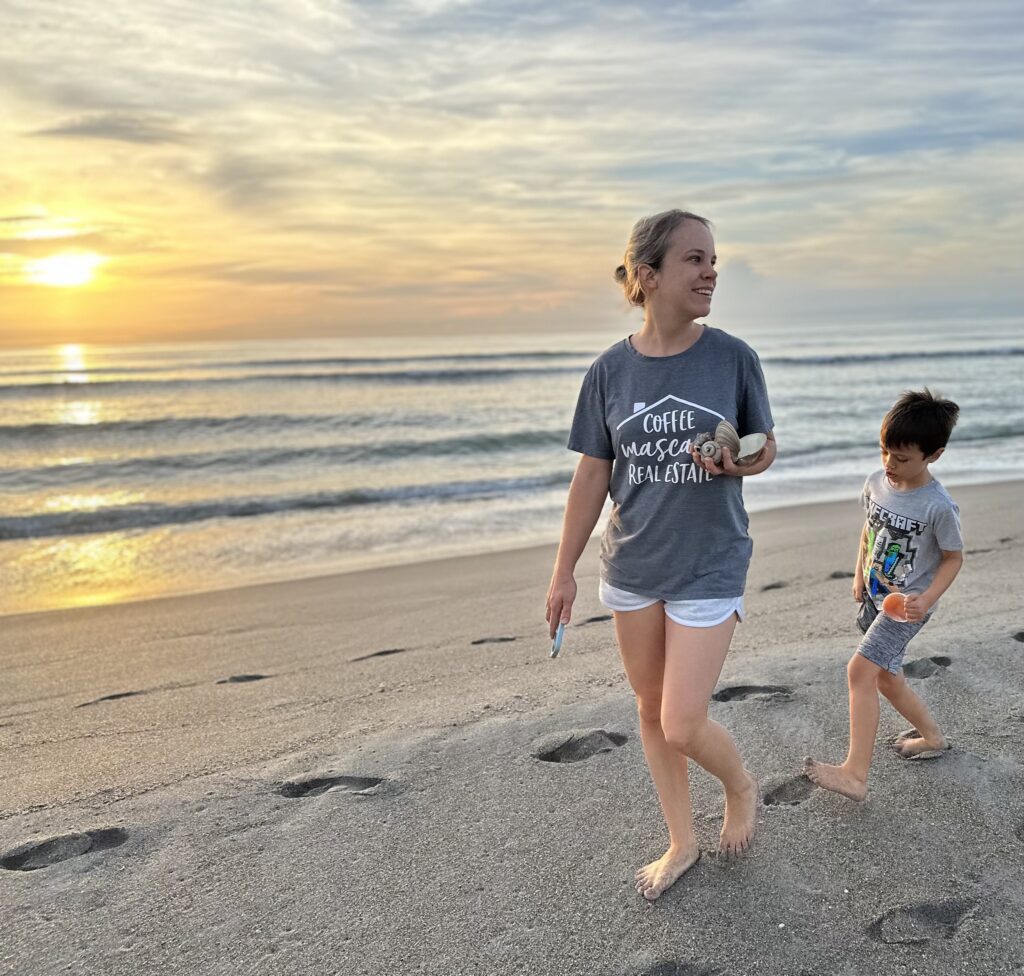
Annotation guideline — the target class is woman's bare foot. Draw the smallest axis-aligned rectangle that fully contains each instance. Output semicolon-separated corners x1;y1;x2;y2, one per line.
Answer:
803;757;867;801
634;844;701;901
893;732;950;759
719;770;758;855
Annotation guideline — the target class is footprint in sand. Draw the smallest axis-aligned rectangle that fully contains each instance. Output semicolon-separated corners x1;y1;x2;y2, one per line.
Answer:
533;729;628;764
867;898;976;944
1013;632;1024;643
711;685;792;703
216;674;269;684
350;648;407;662
471;636;517;645
277;774;384;798
829;570;855;579
76;691;145;708
764;775;814;807
902;656;952;679
1;828;128;872
761;581;787;591
579;614;612;625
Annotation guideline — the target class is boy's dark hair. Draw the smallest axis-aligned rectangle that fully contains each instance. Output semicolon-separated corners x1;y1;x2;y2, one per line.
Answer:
881;388;960;457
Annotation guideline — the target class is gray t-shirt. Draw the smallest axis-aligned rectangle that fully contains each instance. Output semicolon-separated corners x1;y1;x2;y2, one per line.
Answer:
568;327;774;601
862;470;963;609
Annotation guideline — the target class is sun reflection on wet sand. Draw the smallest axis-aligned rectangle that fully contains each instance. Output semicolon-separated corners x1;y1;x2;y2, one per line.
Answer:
20;529;175;613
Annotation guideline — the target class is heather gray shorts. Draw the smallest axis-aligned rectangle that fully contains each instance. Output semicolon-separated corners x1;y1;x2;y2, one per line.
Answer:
856;610;931;674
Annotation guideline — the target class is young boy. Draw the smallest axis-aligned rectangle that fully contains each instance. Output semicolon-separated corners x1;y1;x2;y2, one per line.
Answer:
804;389;964;801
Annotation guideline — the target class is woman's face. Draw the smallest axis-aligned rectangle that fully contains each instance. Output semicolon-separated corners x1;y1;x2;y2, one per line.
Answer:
647;219;717;321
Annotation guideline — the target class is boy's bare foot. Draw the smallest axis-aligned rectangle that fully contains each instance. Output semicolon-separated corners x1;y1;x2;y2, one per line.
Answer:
634;844;701;901
719;770;759;855
803;757;867;801
892;729;950;759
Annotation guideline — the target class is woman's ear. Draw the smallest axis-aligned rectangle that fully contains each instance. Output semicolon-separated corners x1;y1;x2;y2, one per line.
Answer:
637;263;657;293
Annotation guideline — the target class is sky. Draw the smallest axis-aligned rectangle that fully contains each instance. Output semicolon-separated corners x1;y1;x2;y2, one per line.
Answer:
1;0;1022;347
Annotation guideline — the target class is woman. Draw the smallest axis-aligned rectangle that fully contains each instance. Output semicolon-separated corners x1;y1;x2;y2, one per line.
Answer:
545;209;776;901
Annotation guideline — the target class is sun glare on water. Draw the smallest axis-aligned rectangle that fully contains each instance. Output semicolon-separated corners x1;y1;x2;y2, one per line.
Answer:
25;252;103;287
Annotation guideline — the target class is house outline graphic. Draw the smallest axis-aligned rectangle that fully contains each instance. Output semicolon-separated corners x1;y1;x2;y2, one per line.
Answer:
615;395;725;431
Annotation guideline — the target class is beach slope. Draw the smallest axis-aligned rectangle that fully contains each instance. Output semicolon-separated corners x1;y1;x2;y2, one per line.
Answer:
2;482;1023;975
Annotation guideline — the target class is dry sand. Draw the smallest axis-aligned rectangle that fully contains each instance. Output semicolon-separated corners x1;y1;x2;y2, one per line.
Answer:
2;481;1023;975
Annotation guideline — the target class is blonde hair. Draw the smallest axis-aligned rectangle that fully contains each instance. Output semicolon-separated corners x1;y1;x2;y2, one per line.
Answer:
614;209;711;306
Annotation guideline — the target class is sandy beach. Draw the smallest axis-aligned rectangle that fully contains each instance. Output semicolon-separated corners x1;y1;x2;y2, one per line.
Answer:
2;480;1023;975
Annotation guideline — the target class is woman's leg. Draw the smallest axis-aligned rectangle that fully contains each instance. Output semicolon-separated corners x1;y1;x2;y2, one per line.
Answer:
659;614;758;855
613;604;700;900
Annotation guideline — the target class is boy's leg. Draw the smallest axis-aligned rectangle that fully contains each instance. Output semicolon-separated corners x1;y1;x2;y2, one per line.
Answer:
875;670;949;757
804;653;882;801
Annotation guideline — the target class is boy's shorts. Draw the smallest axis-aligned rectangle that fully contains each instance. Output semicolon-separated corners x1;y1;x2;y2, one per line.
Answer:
856;610;931;674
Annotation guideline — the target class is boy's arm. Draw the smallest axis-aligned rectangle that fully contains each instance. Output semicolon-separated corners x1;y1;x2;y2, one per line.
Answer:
852;522;868;601
904;549;964;621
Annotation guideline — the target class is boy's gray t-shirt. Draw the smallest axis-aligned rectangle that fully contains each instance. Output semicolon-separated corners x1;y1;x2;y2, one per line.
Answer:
861;470;963;609
568;328;774;601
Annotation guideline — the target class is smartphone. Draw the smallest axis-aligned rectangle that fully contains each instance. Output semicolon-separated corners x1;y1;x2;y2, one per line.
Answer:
550;621;565;659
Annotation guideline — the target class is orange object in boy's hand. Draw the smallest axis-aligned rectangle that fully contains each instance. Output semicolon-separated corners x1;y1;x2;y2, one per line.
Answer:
881;592;907;621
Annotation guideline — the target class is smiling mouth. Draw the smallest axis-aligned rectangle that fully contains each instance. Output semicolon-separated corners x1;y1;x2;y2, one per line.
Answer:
694;289;713;297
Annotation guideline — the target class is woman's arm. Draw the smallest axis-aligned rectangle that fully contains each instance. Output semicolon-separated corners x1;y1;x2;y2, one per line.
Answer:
691;430;777;478
546;455;613;636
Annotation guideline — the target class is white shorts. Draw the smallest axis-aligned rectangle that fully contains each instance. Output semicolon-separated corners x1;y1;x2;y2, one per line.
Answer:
599;580;744;628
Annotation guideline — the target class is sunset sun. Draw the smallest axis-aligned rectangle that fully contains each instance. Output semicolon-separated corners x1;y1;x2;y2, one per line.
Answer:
25;252;104;287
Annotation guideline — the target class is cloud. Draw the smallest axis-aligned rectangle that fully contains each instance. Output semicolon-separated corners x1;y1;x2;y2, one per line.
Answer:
1;0;1022;340
31;113;186;144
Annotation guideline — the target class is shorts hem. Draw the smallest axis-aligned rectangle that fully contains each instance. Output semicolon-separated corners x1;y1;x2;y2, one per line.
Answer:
855;647;904;675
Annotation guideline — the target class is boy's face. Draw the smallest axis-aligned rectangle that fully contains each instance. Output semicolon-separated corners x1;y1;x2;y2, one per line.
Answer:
880;440;943;485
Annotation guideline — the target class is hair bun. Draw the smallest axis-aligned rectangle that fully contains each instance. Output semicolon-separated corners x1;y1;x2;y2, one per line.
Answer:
614;264;628;282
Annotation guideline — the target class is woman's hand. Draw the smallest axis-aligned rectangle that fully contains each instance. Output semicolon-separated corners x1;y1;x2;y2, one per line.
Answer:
691;431;776;477
852;574;865;603
546;573;577;638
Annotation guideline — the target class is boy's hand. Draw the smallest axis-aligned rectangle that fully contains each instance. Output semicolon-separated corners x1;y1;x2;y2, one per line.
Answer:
852;576;865;602
903;594;929;622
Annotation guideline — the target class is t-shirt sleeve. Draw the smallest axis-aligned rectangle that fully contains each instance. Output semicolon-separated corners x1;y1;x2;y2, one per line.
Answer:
933;500;964;551
737;348;774;436
567;363;614;459
861;476;873;515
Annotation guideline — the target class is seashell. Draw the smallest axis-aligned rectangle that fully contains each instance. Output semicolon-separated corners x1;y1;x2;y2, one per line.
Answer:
714;421;741;458
700;439;722;464
693;422;769;467
736;432;767;462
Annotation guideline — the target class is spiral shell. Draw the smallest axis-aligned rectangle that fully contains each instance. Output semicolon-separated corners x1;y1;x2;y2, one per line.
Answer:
700;439;722;464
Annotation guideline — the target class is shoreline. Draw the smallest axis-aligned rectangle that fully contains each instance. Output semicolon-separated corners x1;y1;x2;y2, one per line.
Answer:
7;475;1022;624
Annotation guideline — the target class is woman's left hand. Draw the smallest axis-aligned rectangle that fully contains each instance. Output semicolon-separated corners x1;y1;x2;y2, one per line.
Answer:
691;431;776;477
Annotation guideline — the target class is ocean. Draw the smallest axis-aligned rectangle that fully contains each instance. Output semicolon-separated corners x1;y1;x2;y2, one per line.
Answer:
1;318;1021;616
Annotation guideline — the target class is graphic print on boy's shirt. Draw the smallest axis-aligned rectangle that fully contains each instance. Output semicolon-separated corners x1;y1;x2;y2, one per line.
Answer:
614;394;722;487
864;497;927;599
